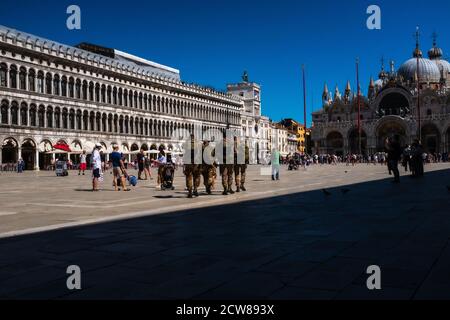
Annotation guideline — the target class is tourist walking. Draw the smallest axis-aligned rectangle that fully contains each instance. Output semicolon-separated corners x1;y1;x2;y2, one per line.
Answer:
92;143;103;191
385;137;402;183
111;145;130;192
271;148;281;181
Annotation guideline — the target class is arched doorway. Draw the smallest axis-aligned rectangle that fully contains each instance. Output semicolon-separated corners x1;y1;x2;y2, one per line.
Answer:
150;144;157;160
376;121;407;151
39;140;53;170
21;139;36;170
421;124;441;154
130;143;139;152
326;132;344;156
2;138;18;164
378;92;410;117
348;128;367;154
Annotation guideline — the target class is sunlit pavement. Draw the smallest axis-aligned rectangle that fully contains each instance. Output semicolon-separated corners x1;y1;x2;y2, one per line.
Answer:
0;163;449;299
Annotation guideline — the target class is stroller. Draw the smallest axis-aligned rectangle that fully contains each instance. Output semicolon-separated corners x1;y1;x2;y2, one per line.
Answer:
161;163;175;190
55;161;69;176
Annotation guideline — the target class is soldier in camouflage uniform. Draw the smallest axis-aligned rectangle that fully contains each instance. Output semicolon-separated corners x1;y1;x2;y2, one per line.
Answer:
234;137;250;192
184;135;202;198
218;137;234;195
202;140;217;195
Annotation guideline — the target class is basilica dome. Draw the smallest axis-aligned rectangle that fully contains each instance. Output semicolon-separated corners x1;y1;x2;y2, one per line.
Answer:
398;57;441;82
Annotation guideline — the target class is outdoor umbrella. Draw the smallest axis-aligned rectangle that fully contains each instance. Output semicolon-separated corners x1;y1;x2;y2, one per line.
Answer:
53;142;72;152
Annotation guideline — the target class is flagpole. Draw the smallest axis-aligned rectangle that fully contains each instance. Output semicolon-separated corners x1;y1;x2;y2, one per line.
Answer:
416;26;421;141
356;57;362;155
302;65;307;154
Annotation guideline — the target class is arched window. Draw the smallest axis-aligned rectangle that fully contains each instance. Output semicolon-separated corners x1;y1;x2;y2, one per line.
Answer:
45;73;52;94
0;63;7;87
89;82;94;101
47;107;53;128
29;105;37;127
38;106;45;127
68;77;74;98
9;65;17;89
82;81;88;100
427;109;432;116
61;76;67;97
54;108;61;128
113;87;117;105
28;69;35;92
75;80;81;99
53;75;60;95
118;88;123;105
19;67;26;90
107;86;111;104
20;103;28;126
101;85;106;103
11;102;18;125
1;101;8;124
95;84;100;102
37;71;44;93
62;109;68;129
69;110;75;130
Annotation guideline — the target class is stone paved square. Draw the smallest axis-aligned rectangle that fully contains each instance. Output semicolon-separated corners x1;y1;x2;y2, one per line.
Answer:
0;163;449;299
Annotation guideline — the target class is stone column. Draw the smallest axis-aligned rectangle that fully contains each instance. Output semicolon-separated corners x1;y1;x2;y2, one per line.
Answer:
34;148;40;171
0;146;2;167
18;147;22;160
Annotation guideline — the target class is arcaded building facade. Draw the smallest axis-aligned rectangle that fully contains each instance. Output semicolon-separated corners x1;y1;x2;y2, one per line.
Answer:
0;25;243;170
311;34;450;156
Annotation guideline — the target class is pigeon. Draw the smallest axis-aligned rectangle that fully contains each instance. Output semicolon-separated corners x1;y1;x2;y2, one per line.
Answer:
322;189;332;196
345;171;348;174
341;188;351;195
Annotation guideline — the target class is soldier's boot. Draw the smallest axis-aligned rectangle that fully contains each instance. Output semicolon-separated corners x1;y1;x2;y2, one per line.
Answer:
236;186;240;193
240;185;246;192
228;188;235;195
206;185;212;195
222;188;228;196
187;189;193;198
193;189;199;197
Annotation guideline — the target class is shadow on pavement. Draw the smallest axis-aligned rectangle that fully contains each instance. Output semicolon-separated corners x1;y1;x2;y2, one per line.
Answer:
0;168;449;300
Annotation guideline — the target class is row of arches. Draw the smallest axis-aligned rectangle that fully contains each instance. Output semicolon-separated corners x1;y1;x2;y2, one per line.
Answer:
1;137;177;170
323;123;450;155
0;63;240;125
0;99;232;138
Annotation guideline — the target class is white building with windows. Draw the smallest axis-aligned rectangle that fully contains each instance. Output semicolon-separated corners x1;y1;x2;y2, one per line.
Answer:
227;79;271;163
0;25;245;170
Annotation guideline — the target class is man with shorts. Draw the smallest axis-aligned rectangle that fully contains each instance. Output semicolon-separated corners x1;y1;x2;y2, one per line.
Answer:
111;145;130;191
92;143;103;192
78;150;87;175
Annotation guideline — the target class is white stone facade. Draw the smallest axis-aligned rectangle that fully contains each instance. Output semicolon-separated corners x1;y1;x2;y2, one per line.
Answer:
0;25;244;170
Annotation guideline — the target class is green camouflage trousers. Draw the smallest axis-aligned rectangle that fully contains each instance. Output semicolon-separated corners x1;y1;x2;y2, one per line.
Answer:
202;165;217;190
219;164;234;190
184;164;201;192
234;164;247;187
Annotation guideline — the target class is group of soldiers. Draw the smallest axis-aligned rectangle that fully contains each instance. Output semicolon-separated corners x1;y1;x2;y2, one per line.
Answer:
184;135;250;198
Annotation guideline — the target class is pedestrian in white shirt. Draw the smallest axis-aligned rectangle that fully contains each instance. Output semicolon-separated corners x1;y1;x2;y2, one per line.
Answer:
92;143;103;191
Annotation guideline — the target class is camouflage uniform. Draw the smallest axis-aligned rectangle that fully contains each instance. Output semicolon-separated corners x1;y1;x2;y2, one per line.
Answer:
218;139;234;195
184;138;202;198
234;142;250;192
201;141;217;194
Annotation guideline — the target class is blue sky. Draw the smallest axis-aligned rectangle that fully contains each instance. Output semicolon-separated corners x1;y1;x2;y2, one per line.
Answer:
2;0;450;126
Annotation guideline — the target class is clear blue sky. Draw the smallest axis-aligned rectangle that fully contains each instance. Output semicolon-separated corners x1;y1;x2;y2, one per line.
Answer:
1;0;450;126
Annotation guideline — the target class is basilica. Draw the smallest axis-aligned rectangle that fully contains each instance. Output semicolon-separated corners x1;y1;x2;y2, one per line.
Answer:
311;33;450;156
0;25;271;170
